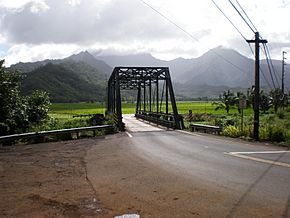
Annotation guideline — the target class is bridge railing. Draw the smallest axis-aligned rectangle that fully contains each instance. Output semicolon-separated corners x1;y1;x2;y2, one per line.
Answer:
135;110;183;129
0;125;114;145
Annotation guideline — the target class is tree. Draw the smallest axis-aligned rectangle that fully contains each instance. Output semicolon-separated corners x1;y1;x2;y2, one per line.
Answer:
236;91;246;114
259;91;272;114
270;88;285;113
0;60;28;134
213;90;236;113
27;90;50;124
0;60;50;136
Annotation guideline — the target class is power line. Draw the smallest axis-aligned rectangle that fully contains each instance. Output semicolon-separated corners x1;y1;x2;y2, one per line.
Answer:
248;42;273;90
211;0;247;40
210;0;253;57
260;68;273;89
235;0;258;32
211;0;265;90
228;0;275;89
139;0;199;42
264;44;280;87
228;0;255;33
261;44;277;89
139;0;248;74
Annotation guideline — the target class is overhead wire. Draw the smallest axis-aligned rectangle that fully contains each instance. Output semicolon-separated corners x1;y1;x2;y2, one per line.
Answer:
223;0;286;93
140;0;280;92
234;0;258;32
211;0;247;41
264;44;280;87
228;0;276;89
228;0;255;33
260;68;273;89
139;0;249;75
211;0;255;87
248;42;273;89
139;0;199;42
261;44;277;89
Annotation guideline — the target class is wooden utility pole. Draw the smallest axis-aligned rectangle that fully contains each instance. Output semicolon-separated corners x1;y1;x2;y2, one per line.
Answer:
282;51;287;94
246;32;267;141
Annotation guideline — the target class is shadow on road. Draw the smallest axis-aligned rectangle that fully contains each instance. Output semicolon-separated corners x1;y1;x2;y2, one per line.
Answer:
227;152;288;218
283;193;290;218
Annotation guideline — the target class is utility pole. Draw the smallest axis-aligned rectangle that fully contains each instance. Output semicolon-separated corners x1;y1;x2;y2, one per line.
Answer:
282;51;287;94
246;32;267;141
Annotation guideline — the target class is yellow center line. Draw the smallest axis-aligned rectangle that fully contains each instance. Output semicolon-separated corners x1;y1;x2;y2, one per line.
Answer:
225;152;290;169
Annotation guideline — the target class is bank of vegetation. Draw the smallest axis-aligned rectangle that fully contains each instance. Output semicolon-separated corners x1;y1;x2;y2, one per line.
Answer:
1;60;289;145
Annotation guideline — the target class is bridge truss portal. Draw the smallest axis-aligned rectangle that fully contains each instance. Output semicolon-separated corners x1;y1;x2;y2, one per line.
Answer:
107;67;183;131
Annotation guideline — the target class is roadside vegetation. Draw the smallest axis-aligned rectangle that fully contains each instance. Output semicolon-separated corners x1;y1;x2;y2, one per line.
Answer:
0;60;50;136
183;89;289;146
0;61;111;144
1;60;289;145
48;98;290;146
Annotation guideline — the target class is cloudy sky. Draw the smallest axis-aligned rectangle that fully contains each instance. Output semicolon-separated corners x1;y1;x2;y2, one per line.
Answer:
0;0;289;66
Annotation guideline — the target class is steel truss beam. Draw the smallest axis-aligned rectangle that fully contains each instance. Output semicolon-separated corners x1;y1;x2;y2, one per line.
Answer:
107;67;183;131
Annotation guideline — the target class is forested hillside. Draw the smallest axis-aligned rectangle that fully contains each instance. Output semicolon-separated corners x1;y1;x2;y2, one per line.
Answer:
21;61;107;102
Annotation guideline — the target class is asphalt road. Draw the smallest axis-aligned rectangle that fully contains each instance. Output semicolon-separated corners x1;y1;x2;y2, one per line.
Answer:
86;115;290;217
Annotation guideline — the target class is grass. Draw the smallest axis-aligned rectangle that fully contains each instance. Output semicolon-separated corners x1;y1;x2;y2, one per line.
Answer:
49;101;253;119
49;101;254;130
48;102;289;144
49;102;106;121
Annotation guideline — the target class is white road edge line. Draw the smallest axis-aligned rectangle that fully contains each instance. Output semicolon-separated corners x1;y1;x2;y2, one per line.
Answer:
229;151;290;154
125;132;133;138
224;152;290;168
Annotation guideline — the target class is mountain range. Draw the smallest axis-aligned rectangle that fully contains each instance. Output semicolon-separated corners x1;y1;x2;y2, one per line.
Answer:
11;52;111;102
9;46;289;102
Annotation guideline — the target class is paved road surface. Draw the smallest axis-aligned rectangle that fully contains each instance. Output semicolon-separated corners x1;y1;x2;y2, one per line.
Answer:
86;114;290;217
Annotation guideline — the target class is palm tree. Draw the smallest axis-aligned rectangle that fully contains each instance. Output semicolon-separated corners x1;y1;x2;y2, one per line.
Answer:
213;90;236;113
259;91;272;114
270;88;286;113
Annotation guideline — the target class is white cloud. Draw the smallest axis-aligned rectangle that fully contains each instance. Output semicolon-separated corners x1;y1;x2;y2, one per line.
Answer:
0;0;289;65
30;1;49;13
2;43;81;66
0;0;36;8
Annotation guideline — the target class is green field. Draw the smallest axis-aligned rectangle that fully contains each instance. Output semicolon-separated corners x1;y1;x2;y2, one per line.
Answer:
49;102;105;121
48;102;289;144
49;101;253;119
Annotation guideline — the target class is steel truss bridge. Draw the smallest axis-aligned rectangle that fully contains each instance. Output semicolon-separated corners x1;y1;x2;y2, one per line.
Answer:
107;67;184;131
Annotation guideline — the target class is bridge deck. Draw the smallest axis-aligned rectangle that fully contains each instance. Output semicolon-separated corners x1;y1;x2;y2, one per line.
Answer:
122;114;165;132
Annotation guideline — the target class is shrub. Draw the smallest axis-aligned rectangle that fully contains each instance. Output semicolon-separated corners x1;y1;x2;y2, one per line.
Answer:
276;109;285;119
192;113;206;122
268;125;286;142
215;117;238;127
286;130;290;146
223;125;241;138
241;124;253;138
62;119;89;129
259;126;268;141
0;61;50;135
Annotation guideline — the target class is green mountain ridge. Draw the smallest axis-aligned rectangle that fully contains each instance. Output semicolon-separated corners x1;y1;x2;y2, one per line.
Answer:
10;47;289;103
21;61;107;103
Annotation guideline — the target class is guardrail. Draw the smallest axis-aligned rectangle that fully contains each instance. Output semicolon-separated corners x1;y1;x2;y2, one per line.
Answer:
135;111;184;129
0;125;114;145
135;113;175;128
189;123;222;135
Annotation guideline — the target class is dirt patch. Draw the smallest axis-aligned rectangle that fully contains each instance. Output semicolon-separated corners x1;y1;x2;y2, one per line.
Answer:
0;139;106;218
